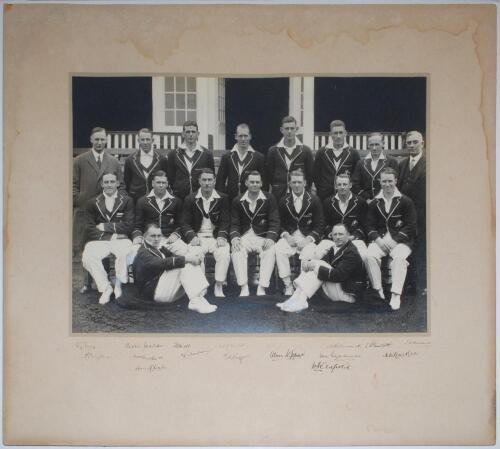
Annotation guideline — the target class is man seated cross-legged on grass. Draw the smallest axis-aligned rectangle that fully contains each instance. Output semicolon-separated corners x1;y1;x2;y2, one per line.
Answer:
133;223;217;314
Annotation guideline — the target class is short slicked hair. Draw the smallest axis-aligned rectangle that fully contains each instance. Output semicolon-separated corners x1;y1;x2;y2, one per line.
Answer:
91;126;106;135
182;120;199;131
380;167;398;178
329;120;346;130
151;170;168;181
281;116;297;126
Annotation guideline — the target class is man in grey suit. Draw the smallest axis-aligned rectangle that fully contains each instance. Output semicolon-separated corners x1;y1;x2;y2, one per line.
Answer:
73;127;124;253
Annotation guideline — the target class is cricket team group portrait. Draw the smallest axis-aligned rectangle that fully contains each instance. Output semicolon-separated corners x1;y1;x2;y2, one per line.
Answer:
72;76;427;333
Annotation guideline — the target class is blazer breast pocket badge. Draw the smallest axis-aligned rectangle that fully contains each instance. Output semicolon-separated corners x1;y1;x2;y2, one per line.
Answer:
395;219;403;229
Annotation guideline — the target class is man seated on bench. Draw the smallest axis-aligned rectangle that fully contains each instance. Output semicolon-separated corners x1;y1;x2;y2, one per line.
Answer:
365;167;417;311
133;224;217;314
82;172;134;305
230;171;280;297
277;224;365;313
131;170;203;261
276;169;324;296
181;168;231;298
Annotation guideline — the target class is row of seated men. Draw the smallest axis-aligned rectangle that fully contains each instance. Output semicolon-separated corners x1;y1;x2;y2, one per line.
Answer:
80;166;418;315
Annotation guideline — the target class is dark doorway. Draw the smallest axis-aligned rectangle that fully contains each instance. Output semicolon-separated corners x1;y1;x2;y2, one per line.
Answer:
314;77;426;134
225;78;289;153
72;77;152;148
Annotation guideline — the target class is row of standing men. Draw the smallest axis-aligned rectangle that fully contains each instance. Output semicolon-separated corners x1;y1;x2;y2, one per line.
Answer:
73;118;426;314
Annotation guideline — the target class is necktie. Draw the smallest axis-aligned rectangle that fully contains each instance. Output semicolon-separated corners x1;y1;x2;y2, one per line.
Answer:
97;155;102;168
409;158;416;171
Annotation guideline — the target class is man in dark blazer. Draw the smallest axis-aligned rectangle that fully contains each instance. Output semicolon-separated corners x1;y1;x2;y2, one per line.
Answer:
397;131;427;293
276;169;324;295
313;119;361;201
215;123;267;200
277;224;365;313
133;224;217;314
230;171;280;296
317;173;368;262
181;168;231;297
123;128;168;203
365;168;417;311
131;170;203;262
266;116;314;199
166;121;215;200
82;172;134;305
351;132;399;202
73;127;124;252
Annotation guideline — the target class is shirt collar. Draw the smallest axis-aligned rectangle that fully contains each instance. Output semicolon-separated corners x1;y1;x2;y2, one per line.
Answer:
140;149;154;158
365;152;386;161
374;187;402;200
325;137;349;151
292;191;304;202
277;137;303;150
195;188;221;201
240;190;266;203
335;192;353;202
179;142;202;152
103;191;118;200
231;144;255;153
410;152;423;164
91;148;104;161
147;190;174;200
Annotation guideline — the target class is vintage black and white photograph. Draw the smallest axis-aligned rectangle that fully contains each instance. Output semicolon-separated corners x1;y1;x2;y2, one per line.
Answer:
72;75;427;333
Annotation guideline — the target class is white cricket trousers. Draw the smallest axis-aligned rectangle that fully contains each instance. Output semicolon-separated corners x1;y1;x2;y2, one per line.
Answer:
275;231;317;279
365;234;412;295
231;231;276;288
190;236;230;283
315;238;368;262
153;264;209;303
82;239;133;292
294;260;356;302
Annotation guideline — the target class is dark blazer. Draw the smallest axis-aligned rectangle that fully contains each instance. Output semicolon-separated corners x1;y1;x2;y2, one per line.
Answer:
266;143;314;198
123;150;169;202
133;242;186;301
215;149;268;200
230;192;280;242
313;146;361;200
166;147;215;200
278;191;324;243
351;156;399;201
132;194;183;239
366;193;417;247
317;241;366;296
323;194;367;241
73;150;124;209
181;191;230;243
83;192;134;242
397;156;426;229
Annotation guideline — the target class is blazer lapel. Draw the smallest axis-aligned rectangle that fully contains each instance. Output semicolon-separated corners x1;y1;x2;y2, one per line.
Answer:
344;195;358;216
86;152;100;175
387;196;401;219
175;149;190;174
95;195;108;220
297;191;311;220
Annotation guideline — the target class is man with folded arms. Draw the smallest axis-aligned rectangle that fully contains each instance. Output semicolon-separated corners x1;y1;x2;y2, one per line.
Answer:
230;171;280;296
82;172;134;305
133;224;217;314
277;224;365;313
365;167;417;310
182;168;231;298
316;173;368;262
276;169;324;296
131;170;202;258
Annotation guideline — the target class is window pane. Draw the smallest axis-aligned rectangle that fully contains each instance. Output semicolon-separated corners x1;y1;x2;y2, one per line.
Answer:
165;93;174;109
176;93;185;109
165;110;175;126
187;110;197;122
187;93;196;109
176;110;186;126
187;77;196;92
175;77;185;91
165;77;174;92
